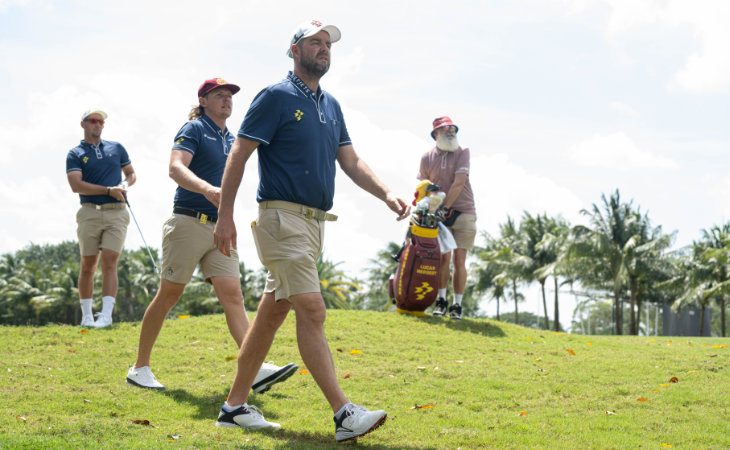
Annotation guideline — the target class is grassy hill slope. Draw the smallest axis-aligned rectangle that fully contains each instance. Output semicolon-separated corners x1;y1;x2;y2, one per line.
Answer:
1;310;729;449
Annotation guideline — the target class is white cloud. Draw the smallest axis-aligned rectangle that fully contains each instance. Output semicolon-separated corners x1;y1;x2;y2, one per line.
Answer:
609;101;638;117
569;131;678;170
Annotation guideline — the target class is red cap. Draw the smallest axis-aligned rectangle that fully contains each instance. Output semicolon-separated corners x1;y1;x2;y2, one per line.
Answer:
430;116;459;139
198;78;240;98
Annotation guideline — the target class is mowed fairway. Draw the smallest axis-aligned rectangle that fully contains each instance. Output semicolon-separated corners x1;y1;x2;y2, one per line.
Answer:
1;310;729;449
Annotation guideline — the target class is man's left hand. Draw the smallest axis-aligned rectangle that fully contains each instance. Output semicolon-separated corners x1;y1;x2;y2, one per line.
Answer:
386;193;411;221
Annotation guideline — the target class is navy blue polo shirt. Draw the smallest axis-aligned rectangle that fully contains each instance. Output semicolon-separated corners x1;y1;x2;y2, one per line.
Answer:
238;71;351;212
66;139;130;205
171;114;234;218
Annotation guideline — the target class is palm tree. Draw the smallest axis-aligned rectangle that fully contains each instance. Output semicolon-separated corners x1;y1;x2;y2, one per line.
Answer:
470;237;506;321
566;190;642;335
316;256;359;309
363;242;402;311
535;216;571;331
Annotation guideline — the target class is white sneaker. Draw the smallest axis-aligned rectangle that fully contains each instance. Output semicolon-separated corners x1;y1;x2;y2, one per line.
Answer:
334;403;387;442
80;315;95;327
126;365;165;390
93;313;112;328
215;403;281;430
252;362;298;394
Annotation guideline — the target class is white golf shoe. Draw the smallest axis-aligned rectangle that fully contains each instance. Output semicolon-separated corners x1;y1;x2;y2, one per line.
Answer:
215;403;281;430
126;365;165;390
93;313;112;328
334;403;387;442
80;315;95;327
252;362;298;394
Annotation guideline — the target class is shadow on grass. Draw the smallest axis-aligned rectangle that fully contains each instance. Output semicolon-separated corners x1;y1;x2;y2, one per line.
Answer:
399;313;507;338
160;389;433;449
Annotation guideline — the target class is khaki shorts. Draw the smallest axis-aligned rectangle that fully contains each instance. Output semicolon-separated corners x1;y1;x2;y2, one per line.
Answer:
76;204;129;256
448;213;477;250
160;214;240;284
252;208;325;301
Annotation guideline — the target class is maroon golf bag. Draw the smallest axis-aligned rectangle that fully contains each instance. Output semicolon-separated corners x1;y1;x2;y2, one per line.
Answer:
388;221;441;315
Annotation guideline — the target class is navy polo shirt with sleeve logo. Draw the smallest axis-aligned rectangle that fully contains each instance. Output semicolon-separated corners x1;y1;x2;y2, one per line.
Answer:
171;114;234;219
65;139;130;205
238;71;351;212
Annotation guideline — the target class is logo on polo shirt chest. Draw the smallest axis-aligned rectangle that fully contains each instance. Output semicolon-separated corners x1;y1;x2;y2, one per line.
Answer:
295;110;303;121
203;134;217;141
83;156;88;164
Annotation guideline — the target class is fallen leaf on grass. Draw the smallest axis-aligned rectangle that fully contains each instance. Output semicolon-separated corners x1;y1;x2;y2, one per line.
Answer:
526;338;534;341
16;416;26;422
687;370;698;374
661;444;673;448
653;389;660;393
83;399;90;403
177;315;190;319
533;358;542;362
519;411;527;416
349;350;362;355
408;404;435;410
168;434;182;441
80;330;88;334
712;344;727;348
224;355;236;361
336;348;343;352
709;354;718;358
637;398;648;402
566;349;576;355
605;411;616;415
343;373;351;379
417;366;426;370
132;419;153;426
67;350;76;353
669;377;678;383
659;384;669;387
649;339;656;342
586;342;593;346
299;369;309;375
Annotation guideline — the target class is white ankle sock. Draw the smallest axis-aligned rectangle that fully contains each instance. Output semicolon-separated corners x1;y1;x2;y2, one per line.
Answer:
80;298;93;317
438;289;447;299
223;401;243;412
454;294;463;306
101;296;115;316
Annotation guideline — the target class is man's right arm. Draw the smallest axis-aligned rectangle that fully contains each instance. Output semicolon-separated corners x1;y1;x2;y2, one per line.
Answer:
213;137;259;256
169;150;221;207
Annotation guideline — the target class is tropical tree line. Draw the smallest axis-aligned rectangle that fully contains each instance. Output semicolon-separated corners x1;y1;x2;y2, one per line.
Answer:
469;189;729;337
1;189;729;336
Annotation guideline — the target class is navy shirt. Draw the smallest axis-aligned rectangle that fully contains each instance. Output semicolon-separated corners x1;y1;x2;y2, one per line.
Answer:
238;71;351;211
66;139;130;205
171;114;234;218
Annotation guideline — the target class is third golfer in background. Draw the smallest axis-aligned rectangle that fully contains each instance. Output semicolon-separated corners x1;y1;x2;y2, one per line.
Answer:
417;116;477;320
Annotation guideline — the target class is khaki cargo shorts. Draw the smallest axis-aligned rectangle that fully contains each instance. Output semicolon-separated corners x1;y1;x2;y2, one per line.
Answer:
252;207;325;301
160;214;240;284
448;213;477;250
76;203;129;256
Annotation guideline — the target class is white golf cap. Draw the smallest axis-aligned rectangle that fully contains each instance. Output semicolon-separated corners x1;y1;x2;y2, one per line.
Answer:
287;20;341;58
81;109;108;120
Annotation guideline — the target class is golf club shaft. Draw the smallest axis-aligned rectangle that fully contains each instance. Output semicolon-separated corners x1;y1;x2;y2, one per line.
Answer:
123;193;159;275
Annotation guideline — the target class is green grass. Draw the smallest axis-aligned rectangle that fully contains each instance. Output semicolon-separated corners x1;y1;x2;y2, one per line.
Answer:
1;311;729;449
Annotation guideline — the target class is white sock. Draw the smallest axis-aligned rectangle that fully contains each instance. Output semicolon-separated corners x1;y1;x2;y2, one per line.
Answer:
101;296;115;316
223;401;243;412
438;288;447;299
454;294;463;306
80;299;93;317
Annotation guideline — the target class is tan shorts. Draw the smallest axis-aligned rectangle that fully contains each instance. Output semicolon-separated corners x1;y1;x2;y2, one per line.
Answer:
76;203;129;256
160;214;240;284
252;207;325;301
448;213;477;250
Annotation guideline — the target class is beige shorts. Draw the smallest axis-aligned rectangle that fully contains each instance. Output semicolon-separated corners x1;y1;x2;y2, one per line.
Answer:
252;207;325;301
160;214;240;284
448;213;477;250
76;203;129;256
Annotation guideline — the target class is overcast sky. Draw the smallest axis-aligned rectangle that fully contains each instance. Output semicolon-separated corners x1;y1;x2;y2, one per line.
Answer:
1;0;729;329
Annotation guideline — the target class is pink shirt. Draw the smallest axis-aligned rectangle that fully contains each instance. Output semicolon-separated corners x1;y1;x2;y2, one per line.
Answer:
417;146;476;214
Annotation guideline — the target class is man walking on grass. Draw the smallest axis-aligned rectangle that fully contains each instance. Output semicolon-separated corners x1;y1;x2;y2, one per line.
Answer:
213;20;411;442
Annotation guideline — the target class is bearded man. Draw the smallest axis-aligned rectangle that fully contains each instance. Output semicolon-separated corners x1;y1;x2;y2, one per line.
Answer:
417;116;477;320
